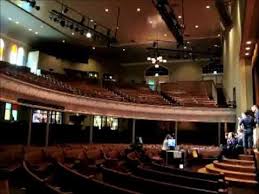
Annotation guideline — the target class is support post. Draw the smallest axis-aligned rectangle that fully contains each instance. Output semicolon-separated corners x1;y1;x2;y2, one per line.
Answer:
27;108;32;146
89;115;93;144
45;111;50;148
224;122;228;133
132;119;136;144
218;122;221;146
175;121;178;145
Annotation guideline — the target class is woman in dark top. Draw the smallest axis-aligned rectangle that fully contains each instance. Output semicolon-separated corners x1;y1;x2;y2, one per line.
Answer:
239;112;255;155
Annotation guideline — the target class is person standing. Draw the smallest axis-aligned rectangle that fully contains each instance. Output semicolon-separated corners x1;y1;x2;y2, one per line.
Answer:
239;112;255;155
251;105;259;147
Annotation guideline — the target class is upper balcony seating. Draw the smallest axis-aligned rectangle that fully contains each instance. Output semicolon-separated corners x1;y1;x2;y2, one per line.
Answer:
1;61;221;108
0;64;80;95
107;83;170;106
68;81;126;102
161;81;217;107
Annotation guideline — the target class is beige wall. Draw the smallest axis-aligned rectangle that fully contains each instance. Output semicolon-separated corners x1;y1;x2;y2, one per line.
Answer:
38;52;121;79
223;0;253;117
121;61;203;83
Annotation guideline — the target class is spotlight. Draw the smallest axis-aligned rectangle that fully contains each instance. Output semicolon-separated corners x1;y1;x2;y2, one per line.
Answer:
80;16;85;24
53;17;58;22
69;23;74;29
155;73;159;77
86;32;92;38
75;26;79;32
63;7;69;14
60;20;66;27
80;30;84;35
155;64;159;68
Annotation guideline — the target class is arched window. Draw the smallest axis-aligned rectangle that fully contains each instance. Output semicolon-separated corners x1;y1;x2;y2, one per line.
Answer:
9;44;18;64
17;47;25;66
0;39;4;61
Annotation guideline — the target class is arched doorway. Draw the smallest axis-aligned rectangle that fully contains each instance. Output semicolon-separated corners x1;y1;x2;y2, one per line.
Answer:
145;65;169;91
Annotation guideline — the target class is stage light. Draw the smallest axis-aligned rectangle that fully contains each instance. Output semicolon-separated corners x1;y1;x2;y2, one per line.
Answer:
245;47;250;51
195;25;199;29
35;32;38;35
122;48;126;52
60;20;66;27
147;57;151;61
155;73;159;77
162;59;167;63
53;17;58;22
63;7;69;14
137;8;141;12
245;52;250;56
206;5;210;9
155;64;159;68
69;23;74;29
72;32;75;35
8;17;12;21
178;15;182;19
86;32;92;38
80;16;85;24
28;28;32;31
75;27;79;32
92;47;95;50
80;30;84;35
213;70;217;74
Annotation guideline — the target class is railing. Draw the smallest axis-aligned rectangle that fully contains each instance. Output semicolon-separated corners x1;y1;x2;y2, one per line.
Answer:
0;73;236;123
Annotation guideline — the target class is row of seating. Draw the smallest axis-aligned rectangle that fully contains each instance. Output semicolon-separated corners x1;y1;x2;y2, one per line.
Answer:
161;81;217;107
0;61;219;107
106;83;170;106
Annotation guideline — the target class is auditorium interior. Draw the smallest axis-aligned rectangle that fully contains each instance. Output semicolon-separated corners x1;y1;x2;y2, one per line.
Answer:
0;0;259;193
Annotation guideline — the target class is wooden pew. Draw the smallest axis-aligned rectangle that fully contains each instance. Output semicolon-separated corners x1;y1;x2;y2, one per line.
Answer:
101;165;224;194
23;161;71;194
56;162;138;194
133;165;226;192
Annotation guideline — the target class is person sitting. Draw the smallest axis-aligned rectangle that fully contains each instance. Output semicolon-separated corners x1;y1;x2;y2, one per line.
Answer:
220;132;238;159
161;134;171;158
167;134;176;150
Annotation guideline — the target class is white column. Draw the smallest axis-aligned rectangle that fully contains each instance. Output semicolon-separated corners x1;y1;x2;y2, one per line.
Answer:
45;111;50;148
89;115;94;144
132;119;136;144
27;109;32;146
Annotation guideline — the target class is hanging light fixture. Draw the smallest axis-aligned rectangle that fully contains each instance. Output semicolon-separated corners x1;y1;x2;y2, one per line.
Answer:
147;41;167;67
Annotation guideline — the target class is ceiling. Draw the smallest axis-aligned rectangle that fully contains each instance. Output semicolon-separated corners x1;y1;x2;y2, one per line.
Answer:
1;0;224;64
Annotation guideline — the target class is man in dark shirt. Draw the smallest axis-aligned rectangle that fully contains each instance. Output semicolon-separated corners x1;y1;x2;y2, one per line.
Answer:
239;112;255;154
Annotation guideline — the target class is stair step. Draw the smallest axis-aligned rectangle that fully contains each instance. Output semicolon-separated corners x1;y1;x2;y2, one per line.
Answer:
222;157;255;166
198;168;258;186
213;160;256;173
238;154;254;161
205;164;257;181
